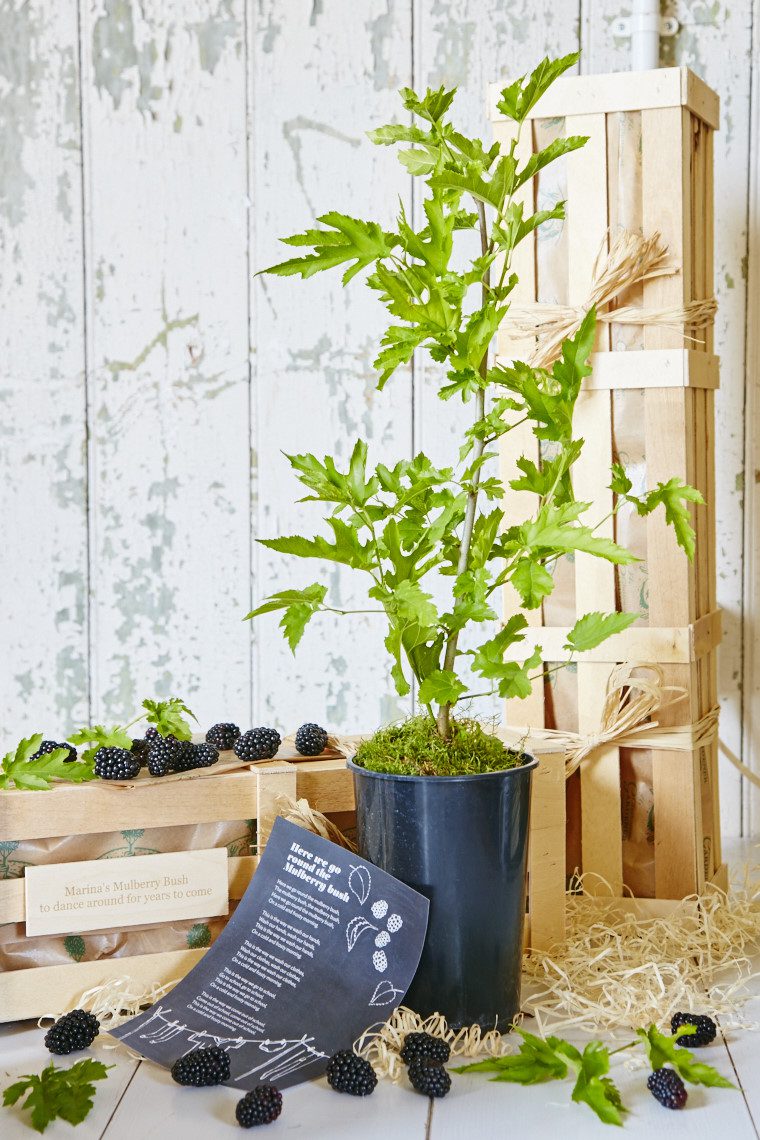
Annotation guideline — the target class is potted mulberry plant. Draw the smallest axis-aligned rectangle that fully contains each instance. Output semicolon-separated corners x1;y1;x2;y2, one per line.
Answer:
248;53;701;1029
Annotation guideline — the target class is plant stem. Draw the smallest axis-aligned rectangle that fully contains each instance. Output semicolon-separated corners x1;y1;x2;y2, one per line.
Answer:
435;199;491;739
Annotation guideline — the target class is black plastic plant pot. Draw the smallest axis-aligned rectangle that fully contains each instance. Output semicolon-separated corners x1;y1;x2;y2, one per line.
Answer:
348;755;538;1032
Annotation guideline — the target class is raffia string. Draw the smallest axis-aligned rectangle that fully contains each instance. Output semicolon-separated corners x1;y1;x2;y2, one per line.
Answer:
510;663;713;779
504;229;717;369
274;793;358;851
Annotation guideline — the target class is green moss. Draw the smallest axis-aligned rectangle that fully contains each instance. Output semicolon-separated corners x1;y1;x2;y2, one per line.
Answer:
353;716;524;777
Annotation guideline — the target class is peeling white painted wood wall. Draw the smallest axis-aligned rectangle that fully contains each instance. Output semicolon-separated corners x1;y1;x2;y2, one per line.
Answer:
0;0;757;836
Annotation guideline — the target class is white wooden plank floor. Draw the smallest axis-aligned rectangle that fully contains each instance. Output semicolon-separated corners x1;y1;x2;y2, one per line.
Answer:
2;840;757;1139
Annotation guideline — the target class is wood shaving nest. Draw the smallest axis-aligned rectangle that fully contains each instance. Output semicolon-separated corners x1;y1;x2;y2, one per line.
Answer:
523;864;760;1037
354;1006;512;1080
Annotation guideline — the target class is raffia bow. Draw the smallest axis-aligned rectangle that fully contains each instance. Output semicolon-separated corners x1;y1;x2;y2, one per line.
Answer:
505;663;720;778
504;229;718;369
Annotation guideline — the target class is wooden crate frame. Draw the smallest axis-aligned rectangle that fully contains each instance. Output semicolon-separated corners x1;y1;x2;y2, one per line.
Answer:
0;747;565;1022
490;67;723;903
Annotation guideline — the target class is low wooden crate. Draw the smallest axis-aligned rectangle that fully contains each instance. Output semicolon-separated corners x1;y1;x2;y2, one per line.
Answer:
0;745;565;1022
490;67;723;903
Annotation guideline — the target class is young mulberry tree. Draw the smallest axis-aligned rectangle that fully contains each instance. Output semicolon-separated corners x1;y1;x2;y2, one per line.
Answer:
247;53;701;740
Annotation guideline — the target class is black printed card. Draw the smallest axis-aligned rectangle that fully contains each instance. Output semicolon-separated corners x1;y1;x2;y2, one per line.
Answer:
111;818;429;1089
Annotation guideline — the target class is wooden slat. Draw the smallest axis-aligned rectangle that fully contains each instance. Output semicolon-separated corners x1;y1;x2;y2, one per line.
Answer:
489;67;720;129
0;769;260;842
503;610;722;664
0;948;207;1024
565;112;623;894
526;752;566;950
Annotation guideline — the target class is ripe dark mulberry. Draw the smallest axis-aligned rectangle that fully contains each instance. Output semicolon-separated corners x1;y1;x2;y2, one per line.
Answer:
325;1050;377;1096
294;723;328;756
206;723;241;751
671;1011;717;1048
400;1032;451;1066
147;736;178;777
31;739;78;763
170;740;202;773
234;728;281;762
130;738;150;766
94;747;140;781
235;1085;283;1127
647;1067;687;1109
44;1009;100;1055
408;1058;451;1098
171;1046;231;1087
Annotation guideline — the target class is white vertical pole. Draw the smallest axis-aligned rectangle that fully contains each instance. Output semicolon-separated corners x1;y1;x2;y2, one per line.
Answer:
631;0;660;70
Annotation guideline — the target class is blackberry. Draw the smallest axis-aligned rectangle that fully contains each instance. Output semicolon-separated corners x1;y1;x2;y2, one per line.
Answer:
94;747;140;781
31;739;78;764
147;736;178;778
671;1011;717;1048
647;1068;687;1109
294;723;328;756
170;740;201;773
234;728;281;762
172;742;219;773
131;738;150;766
145;727;160;742
408;1058;451;1098
171;1046;231;1087
206;722;241;751
235;1085;283;1127
325;1050;377;1096
44;1009;100;1055
191;742;220;770
400;1032;451;1066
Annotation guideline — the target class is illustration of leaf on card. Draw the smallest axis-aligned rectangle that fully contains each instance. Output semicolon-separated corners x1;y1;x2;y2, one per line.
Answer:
346;916;378;952
348;864;372;905
369;980;405;1007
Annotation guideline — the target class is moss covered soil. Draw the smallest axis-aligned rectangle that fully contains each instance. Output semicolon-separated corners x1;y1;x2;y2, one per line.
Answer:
353;715;524;777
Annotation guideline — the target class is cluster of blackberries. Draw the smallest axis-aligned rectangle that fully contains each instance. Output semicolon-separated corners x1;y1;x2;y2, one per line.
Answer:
646;1012;718;1111
325;1050;378;1096
399;1032;451;1098
95;736;220;781
170;1046;283;1128
44;1009;100;1055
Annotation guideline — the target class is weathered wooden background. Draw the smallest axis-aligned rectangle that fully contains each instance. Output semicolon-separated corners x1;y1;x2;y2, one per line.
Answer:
0;0;757;836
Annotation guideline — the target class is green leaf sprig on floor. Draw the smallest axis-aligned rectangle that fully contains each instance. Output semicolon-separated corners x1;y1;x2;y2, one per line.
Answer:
248;52;704;749
3;1059;112;1133
455;1023;735;1126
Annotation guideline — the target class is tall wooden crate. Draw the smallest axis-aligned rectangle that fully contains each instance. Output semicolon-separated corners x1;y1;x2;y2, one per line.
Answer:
490;68;723;904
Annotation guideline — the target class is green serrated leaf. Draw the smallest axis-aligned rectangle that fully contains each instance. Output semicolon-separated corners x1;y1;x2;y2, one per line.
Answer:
0;736;95;792
570;1042;626;1126
417;669;468;707
245;583;329;654
496;52;579;123
511;558;554;609
141;697;197;742
637;1026;736;1089
4;1059;112;1134
565;611;637;654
